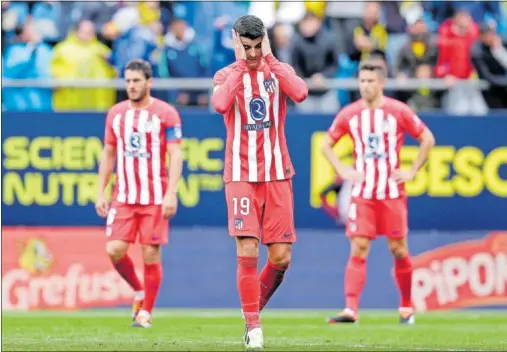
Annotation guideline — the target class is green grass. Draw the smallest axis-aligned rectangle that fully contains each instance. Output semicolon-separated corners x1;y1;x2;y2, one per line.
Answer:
2;309;507;351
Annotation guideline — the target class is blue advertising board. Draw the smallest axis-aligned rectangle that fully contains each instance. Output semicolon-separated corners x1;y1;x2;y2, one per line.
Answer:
2;112;507;230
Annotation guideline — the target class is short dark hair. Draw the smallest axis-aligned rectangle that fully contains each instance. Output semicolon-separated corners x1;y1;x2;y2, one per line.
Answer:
358;58;387;78
233;15;265;40
125;59;152;79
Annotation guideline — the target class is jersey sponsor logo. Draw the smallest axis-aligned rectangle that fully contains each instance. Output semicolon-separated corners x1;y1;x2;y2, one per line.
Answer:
125;132;151;158
249;97;267;121
365;133;386;159
411;232;507;312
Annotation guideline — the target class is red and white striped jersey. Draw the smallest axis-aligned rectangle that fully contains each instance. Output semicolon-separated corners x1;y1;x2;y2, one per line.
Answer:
104;98;182;205
213;56;307;183
328;97;426;200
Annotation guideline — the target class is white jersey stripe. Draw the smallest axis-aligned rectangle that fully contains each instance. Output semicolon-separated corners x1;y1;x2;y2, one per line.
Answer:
112;113;126;203
232;101;242;181
361;110;375;199
257;71;272;182
271;73;284;180
349;115;363;197
387;114;399;198
151;114;163;204
374;109;388;199
138;110;150;205
124;109;137;204
243;73;257;182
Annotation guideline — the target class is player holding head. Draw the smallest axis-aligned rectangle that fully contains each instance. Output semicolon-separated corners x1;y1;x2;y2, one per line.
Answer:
95;59;183;328
211;15;308;349
322;58;435;324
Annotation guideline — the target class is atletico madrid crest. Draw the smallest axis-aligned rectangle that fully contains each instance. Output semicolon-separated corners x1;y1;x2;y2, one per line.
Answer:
234;218;244;230
263;78;276;94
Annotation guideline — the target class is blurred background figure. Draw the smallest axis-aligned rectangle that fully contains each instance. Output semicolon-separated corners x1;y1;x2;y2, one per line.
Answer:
472;22;507;109
2;18;53;111
292;12;338;113
349;1;388;62
160;4;209;107
51;19;115;111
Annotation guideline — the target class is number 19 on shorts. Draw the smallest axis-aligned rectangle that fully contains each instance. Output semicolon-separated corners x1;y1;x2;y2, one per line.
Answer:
233;197;250;216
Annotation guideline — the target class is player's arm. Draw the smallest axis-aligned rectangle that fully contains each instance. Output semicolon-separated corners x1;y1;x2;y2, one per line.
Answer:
211;61;247;114
264;54;308;103
393;107;436;183
162;109;183;219
96;111;117;217
321;112;363;182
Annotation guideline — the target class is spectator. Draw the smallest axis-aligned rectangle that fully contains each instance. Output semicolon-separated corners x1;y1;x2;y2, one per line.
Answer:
349;1;388;62
51;20;115;111
30;1;76;45
326;1;364;54
107;4;162;101
395;15;438;109
471;22;507;109
436;8;487;116
160;7;209;106
268;23;293;63
435;8;479;82
291;12;338;113
2;18;53;111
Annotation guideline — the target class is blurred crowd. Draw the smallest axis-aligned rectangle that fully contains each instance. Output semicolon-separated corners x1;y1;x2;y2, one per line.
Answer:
2;1;507;114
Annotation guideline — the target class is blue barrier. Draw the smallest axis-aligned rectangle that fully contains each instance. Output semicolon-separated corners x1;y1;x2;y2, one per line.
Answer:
2;112;507;230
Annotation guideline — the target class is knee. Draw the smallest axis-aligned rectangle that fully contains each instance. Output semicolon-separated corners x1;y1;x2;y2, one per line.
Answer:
389;243;408;259
142;245;161;264
350;237;370;259
236;237;259;258
106;241;129;262
268;244;291;269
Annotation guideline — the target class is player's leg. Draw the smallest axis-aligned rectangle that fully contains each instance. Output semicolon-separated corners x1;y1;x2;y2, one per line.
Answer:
226;182;263;348
105;204;144;320
259;180;295;312
328;197;376;323
379;197;414;324
133;205;169;328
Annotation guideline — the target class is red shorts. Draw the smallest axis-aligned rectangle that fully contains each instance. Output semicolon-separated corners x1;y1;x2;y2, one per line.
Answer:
225;179;296;245
346;196;408;240
106;202;169;245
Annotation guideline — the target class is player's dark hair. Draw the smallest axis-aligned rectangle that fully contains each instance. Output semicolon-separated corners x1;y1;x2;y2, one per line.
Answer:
125;59;153;79
233;15;265;40
359;58;387;79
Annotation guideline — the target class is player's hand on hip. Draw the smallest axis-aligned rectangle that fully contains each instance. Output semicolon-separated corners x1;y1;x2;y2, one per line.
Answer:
231;29;246;60
392;169;416;184
261;28;272;57
338;167;364;182
162;192;178;219
95;195;109;218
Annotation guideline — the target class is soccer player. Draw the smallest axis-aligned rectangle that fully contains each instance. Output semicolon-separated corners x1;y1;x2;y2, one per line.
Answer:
321;58;435;324
95;59;183;328
211;15;308;349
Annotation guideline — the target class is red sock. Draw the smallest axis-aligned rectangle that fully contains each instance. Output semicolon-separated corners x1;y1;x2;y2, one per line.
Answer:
143;263;162;314
237;256;260;330
112;255;143;291
344;256;367;312
259;261;286;311
394;256;413;308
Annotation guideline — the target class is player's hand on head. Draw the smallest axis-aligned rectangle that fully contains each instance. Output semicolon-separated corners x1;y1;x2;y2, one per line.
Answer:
261;28;272;57
391;169;416;184
231;29;246;61
162;192;178;219
95;195;109;218
338;167;364;182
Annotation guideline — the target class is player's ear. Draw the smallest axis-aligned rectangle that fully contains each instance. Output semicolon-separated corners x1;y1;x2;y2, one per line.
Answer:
147;77;153;88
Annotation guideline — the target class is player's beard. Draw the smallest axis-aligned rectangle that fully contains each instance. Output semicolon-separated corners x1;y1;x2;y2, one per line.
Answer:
129;86;148;103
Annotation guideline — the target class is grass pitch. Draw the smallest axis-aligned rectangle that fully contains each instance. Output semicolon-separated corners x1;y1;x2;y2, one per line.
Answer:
2;309;506;351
